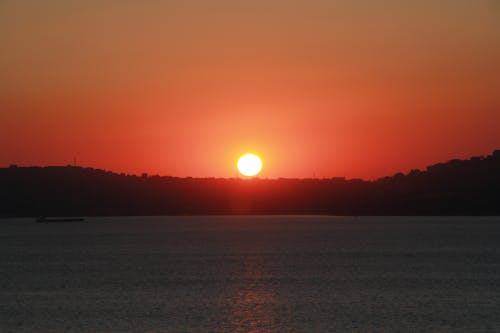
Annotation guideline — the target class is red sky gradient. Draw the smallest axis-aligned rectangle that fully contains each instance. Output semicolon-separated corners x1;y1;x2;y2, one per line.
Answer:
1;1;499;179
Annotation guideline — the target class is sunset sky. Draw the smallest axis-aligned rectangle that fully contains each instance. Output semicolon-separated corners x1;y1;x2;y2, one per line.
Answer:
1;0;499;179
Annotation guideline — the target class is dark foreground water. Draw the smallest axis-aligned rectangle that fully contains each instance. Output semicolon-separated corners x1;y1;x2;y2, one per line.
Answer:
1;216;500;332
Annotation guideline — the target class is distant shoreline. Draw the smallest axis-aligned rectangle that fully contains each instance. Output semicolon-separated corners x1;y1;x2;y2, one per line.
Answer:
2;214;500;219
1;150;499;217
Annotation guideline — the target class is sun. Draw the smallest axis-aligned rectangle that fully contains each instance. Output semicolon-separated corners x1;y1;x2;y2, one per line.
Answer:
237;153;262;177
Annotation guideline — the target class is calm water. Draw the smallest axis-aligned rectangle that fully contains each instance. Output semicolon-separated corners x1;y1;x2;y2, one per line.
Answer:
1;216;500;332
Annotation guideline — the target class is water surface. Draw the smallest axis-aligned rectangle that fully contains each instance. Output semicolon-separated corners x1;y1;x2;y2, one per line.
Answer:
1;216;500;332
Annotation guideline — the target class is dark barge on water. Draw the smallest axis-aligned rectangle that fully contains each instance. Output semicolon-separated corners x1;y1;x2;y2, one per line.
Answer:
36;217;85;223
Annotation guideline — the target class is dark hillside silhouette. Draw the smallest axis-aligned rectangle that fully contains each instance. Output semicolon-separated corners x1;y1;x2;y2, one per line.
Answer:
1;151;499;217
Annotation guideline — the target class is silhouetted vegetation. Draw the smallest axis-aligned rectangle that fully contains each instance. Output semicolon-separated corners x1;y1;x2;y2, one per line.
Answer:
1;151;499;217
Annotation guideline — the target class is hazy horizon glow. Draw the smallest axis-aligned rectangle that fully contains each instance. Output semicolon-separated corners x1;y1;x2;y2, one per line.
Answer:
1;0;499;178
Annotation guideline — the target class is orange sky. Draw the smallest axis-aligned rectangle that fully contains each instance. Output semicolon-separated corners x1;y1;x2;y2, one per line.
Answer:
1;0;499;179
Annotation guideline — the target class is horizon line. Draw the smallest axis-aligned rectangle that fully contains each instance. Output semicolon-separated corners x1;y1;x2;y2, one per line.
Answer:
3;149;499;182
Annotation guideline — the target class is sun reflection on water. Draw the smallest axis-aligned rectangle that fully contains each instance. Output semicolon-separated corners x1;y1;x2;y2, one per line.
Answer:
223;256;279;332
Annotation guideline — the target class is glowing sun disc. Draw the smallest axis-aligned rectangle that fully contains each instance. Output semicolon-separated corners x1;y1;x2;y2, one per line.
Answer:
237;154;262;177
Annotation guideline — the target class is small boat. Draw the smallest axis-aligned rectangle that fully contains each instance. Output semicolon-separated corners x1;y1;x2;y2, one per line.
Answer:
36;217;85;223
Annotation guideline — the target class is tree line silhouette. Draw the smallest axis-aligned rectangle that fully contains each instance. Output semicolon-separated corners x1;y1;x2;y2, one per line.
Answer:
1;151;499;217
